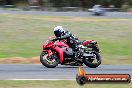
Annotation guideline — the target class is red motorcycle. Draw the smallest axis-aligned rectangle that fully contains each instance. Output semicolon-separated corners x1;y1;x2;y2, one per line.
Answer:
40;36;101;68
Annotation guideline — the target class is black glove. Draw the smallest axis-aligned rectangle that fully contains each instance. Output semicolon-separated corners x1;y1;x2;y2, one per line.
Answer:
51;37;60;42
56;37;61;40
51;39;56;42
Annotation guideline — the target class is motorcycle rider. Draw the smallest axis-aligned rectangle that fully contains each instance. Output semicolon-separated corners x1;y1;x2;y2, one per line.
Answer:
52;26;82;65
52;26;80;50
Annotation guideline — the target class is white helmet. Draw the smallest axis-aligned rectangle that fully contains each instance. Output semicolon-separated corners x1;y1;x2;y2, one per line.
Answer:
54;26;64;37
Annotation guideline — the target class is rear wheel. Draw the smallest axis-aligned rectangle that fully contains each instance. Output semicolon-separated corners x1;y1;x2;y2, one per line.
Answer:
40;52;59;68
83;52;101;68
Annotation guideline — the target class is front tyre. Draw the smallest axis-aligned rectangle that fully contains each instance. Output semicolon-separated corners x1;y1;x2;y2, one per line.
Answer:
83;52;101;68
40;52;59;68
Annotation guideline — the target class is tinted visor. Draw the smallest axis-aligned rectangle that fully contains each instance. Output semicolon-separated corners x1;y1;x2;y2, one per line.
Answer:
54;30;61;37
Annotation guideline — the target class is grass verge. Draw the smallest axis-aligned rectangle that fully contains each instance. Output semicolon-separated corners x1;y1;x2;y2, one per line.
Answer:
0;80;132;88
0;14;132;64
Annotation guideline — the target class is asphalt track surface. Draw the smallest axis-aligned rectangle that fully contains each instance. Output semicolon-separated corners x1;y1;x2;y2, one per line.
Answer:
0;10;132;18
0;64;132;80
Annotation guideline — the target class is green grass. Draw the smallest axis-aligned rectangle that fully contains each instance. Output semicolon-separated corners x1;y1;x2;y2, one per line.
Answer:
0;80;131;88
0;14;132;64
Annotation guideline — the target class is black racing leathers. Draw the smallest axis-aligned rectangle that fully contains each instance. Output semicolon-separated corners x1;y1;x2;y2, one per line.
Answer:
53;31;82;61
53;31;80;50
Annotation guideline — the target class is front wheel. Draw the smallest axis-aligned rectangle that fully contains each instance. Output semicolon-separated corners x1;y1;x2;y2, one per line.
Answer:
40;52;59;68
83;52;101;68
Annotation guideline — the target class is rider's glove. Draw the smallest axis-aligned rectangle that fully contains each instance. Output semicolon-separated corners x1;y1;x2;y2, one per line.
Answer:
56;37;61;40
51;39;55;42
51;37;60;42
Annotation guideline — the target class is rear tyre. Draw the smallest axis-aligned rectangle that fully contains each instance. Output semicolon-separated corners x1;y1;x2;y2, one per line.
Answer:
40;52;59;68
83;52;101;68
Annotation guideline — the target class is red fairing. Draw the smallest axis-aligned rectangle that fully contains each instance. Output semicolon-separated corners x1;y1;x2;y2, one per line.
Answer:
53;46;65;63
42;37;69;64
55;41;69;47
82;40;95;46
43;42;54;49
53;42;69;63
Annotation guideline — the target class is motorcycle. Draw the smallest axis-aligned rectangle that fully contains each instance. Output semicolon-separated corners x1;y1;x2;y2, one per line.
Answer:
40;36;101;68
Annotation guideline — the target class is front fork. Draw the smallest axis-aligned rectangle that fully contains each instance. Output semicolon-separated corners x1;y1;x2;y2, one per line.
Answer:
42;50;53;57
